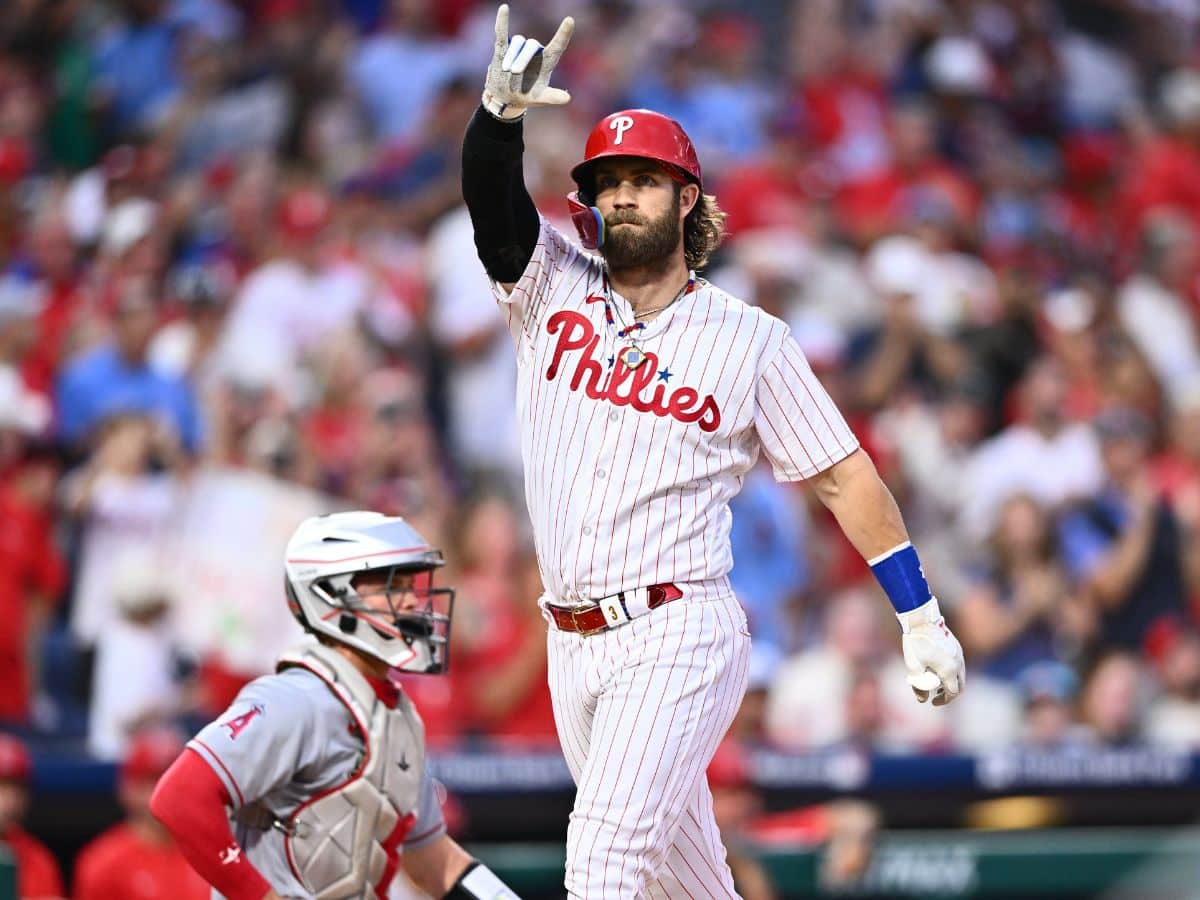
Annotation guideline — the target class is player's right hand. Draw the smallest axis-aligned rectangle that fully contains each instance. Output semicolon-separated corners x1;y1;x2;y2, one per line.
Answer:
482;4;574;120
897;597;965;707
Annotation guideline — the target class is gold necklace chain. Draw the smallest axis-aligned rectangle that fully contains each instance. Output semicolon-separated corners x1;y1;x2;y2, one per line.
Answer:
607;272;696;330
632;280;693;320
603;271;697;369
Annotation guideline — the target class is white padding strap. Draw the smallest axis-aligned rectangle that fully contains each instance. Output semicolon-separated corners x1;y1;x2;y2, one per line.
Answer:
896;595;940;634
460;863;519;898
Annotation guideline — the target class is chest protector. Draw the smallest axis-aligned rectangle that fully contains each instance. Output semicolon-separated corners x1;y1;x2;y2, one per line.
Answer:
275;643;425;899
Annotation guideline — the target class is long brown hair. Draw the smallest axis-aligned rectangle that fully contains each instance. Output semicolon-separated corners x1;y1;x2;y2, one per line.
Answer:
683;190;727;270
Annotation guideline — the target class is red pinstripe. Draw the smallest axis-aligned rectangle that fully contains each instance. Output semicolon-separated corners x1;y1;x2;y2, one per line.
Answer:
613;602;703;889
609;408;657;592
662;860;699;900
760;373;818;473
688;308;744;578
688;306;734;578
776;344;843;459
656;299;711;585
652;598;747;890
674;829;718;899
589;600;682;894
529;263;599;591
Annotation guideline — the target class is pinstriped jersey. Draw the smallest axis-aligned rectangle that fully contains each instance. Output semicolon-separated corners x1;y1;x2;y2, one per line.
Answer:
493;219;859;606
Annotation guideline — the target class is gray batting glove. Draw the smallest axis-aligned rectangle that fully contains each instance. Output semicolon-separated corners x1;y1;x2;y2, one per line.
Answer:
897;597;966;707
482;4;575;120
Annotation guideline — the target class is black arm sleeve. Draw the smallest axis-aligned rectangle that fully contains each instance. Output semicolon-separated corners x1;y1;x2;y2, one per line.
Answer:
461;105;540;283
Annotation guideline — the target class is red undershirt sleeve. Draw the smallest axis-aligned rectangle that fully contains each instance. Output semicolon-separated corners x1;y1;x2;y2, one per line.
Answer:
150;747;273;900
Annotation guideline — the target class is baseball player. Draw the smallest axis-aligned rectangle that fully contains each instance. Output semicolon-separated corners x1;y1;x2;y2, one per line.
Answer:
149;511;520;899
461;6;966;898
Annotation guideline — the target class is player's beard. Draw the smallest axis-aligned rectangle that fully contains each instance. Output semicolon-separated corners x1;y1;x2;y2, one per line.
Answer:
601;192;682;272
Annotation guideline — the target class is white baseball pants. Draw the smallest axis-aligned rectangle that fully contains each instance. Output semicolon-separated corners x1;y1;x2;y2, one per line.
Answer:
547;588;751;899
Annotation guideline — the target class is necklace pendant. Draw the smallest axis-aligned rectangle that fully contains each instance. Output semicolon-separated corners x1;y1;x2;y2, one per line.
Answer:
621;345;646;369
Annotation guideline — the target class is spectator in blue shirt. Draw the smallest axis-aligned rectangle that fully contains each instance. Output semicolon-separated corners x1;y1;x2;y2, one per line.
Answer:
1058;407;1189;651
57;281;201;453
90;0;181;134
954;494;1073;682
729;462;810;676
626;21;773;177
349;0;468;143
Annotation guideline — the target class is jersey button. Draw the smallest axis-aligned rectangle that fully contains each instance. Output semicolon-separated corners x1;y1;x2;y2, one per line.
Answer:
582;526;592;536
596;469;606;478
609;411;619;422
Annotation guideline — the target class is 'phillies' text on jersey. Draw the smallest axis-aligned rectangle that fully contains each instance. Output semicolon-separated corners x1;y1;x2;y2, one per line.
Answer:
545;310;721;432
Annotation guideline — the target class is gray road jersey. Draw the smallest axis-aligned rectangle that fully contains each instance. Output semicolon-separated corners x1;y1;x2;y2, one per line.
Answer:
188;665;444;899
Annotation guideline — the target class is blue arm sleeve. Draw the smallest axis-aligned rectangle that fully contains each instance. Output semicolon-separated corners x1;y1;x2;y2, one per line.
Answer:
869;542;933;614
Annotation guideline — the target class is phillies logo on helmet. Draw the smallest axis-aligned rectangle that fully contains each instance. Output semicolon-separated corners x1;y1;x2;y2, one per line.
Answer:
609;115;635;145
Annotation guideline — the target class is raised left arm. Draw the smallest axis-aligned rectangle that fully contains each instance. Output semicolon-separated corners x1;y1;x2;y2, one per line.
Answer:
810;448;966;706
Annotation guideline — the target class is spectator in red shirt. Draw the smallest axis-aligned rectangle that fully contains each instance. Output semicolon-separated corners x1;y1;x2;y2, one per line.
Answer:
73;729;209;900
1153;381;1200;508
453;491;557;744
14;210;84;400
1044;132;1121;271
1116;68;1200;263
716;110;828;240
0;734;64;900
835;99;979;247
0;442;64;726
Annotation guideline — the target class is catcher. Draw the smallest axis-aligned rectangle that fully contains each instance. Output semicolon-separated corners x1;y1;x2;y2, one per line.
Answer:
151;511;519;899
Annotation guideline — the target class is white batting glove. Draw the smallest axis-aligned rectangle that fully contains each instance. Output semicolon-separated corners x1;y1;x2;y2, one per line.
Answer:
482;4;575;120
897;597;965;707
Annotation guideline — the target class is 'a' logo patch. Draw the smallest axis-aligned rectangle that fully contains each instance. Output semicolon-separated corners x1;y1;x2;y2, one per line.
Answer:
221;704;264;741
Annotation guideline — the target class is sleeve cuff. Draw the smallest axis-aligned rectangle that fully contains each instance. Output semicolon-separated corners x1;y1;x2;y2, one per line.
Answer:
465;105;525;160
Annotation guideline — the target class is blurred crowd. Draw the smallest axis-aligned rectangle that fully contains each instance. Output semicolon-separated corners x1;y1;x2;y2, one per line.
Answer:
0;0;1199;807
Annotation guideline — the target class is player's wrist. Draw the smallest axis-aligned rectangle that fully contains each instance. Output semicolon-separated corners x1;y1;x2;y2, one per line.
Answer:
481;92;527;121
868;541;934;622
443;860;518;899
896;595;941;635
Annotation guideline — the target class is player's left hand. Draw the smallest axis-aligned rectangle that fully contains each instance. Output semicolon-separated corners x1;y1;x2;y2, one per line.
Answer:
897;597;965;707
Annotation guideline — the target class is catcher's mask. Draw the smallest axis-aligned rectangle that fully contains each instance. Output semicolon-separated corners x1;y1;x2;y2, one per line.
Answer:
568;108;702;250
284;512;455;674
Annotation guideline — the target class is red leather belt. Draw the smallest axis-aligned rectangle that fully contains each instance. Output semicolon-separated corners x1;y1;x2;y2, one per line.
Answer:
548;583;683;636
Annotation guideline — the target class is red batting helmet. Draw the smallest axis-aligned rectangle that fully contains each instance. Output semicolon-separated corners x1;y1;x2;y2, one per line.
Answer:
571;109;702;197
567;109;701;249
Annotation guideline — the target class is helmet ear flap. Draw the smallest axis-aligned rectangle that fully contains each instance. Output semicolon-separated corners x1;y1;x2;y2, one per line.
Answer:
567;191;604;250
286;580;310;630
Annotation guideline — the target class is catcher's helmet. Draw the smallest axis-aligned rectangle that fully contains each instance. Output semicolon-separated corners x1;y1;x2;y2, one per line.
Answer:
567;109;702;250
284;511;454;674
